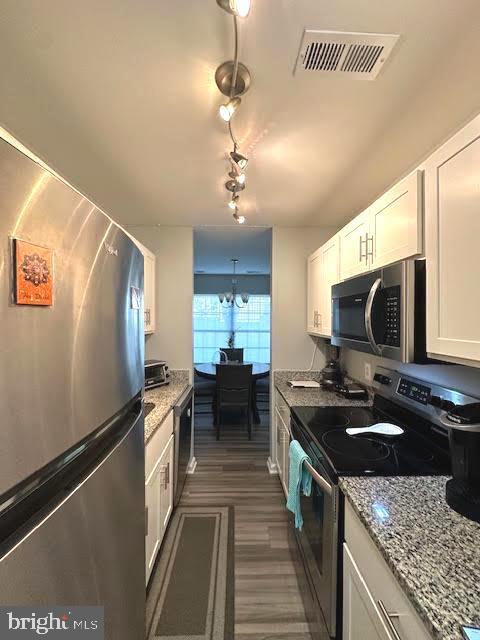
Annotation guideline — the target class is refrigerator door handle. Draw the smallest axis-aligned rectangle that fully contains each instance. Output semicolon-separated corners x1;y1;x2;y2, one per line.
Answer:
0;394;143;559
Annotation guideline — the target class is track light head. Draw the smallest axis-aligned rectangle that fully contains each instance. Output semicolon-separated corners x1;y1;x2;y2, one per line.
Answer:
216;0;251;18
228;195;239;210
219;97;241;122
230;150;248;170
233;212;246;224
235;173;246;186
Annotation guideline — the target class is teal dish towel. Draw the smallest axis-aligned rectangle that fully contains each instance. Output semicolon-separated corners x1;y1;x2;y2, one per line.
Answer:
286;440;313;530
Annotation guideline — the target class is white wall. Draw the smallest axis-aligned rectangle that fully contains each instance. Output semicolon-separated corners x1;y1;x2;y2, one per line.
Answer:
127;226;193;373
194;273;270;295
271;226;338;373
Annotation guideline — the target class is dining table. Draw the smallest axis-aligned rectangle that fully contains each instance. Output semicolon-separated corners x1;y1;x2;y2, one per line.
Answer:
194;362;270;424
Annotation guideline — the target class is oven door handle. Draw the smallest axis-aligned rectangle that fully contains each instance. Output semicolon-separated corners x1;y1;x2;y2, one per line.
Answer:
365;277;383;356
303;460;333;496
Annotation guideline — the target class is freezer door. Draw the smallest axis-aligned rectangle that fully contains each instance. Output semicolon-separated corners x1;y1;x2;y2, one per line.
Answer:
0;411;145;640
0;138;144;496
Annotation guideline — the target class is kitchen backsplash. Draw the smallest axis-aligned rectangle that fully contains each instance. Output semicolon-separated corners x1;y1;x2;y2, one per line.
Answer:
342;348;480;397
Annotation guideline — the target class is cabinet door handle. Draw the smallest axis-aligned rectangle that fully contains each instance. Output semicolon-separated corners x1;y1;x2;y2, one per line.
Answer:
366;233;374;261
359;235;367;262
145;506;149;536
159;465;167;489
377;600;401;640
165;462;170;488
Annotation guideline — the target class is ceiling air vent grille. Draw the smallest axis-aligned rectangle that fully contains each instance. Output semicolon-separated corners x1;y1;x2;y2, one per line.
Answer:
295;31;400;80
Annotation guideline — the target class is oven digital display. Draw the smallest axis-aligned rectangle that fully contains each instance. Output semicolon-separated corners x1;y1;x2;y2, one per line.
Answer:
397;378;431;405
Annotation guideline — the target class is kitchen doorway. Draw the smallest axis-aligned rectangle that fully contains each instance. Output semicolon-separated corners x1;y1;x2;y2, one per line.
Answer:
192;227;272;446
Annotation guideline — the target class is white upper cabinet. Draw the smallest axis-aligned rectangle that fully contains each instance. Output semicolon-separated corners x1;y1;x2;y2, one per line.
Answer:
370;170;423;269
339;171;423;281
143;249;156;334
307;247;323;335
307;234;340;337
320;234;340;337
339;209;371;281
425;115;480;367
123;232;156;335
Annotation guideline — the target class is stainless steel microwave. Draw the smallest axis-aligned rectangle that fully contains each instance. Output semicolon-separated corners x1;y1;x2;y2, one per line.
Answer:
331;259;427;363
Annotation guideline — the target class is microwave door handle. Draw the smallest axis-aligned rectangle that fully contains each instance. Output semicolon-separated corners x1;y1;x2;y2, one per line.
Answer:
365;278;383;356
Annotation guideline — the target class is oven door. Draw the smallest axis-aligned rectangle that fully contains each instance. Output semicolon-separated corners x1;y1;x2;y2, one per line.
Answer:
291;421;339;638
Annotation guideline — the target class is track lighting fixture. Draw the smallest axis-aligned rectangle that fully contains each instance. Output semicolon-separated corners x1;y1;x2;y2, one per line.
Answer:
230;150;248;170
219;97;241;122
216;1;252;222
216;0;251;18
228;194;239;210
233;212;246;224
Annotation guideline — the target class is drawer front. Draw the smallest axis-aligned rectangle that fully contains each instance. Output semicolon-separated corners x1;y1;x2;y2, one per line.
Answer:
344;501;432;640
145;410;174;478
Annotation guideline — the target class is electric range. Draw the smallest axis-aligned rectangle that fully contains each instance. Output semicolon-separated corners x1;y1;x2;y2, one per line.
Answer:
291;402;450;478
288;366;453;640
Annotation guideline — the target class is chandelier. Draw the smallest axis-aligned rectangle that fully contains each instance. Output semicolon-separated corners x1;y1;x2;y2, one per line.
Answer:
218;259;249;308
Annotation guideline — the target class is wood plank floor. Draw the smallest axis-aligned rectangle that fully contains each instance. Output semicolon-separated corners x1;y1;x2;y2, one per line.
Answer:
180;407;313;640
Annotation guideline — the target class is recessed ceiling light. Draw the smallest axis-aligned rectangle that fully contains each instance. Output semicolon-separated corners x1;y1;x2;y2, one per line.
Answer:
219;97;241;122
216;0;251;18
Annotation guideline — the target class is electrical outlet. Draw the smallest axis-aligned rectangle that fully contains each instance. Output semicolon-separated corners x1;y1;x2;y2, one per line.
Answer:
364;362;372;381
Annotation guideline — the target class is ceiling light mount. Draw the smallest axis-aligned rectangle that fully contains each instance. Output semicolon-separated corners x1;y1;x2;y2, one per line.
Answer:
225;179;245;193
215;61;251;97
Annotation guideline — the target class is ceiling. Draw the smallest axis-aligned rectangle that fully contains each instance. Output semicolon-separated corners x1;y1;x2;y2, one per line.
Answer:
194;227;271;274
0;1;479;228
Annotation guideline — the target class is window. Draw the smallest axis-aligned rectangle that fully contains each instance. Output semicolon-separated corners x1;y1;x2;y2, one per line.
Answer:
193;294;270;363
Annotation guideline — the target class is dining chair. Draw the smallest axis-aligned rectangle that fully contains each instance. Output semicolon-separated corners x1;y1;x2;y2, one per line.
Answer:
223;348;244;363
214;363;253;440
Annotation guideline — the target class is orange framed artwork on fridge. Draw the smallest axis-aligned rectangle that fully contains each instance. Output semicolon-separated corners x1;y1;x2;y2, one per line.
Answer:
13;239;53;306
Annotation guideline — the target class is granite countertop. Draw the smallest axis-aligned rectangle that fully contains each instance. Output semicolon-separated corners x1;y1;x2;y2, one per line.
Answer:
340;476;480;640
274;370;372;408
144;370;190;444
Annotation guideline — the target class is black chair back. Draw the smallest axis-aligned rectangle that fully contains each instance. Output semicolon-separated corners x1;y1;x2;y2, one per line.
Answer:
215;364;253;439
215;363;252;404
223;348;244;363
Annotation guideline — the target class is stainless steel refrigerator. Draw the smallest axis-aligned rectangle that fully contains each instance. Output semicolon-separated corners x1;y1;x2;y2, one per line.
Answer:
0;137;145;638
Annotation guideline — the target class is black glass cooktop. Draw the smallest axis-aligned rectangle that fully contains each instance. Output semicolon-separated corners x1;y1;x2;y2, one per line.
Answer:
291;404;450;477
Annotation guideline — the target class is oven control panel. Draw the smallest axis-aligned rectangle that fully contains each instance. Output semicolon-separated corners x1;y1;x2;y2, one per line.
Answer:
397;378;431;405
383;286;401;347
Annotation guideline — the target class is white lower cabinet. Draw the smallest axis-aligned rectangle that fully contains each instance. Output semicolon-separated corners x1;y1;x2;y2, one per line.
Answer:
343;545;393;640
344;501;433;640
274;391;290;497
145;412;174;585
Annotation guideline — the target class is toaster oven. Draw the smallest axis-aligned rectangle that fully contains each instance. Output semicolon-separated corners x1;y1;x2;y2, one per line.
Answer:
144;360;170;389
